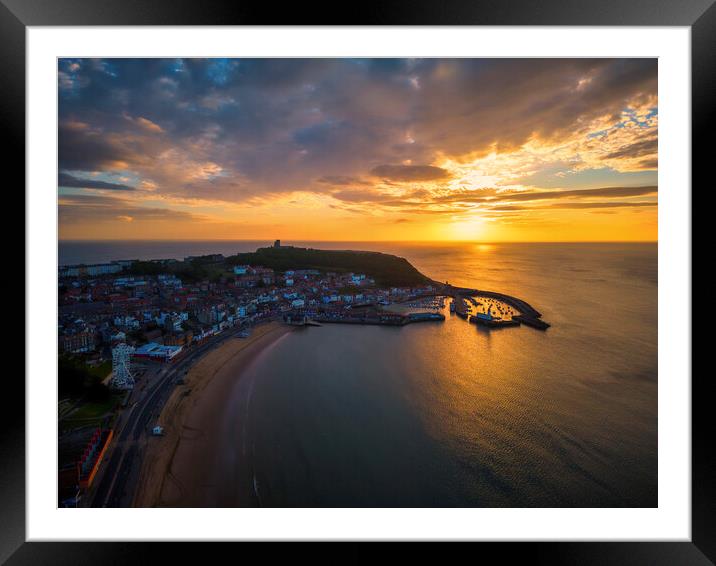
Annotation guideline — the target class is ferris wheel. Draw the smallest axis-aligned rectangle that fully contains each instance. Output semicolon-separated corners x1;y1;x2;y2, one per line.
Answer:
110;342;135;390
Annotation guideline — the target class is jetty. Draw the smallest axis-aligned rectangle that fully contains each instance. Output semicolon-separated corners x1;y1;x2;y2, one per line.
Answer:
314;311;444;327
470;314;520;328
283;314;322;327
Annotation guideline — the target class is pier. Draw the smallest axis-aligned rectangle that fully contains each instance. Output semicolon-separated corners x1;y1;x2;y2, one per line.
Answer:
470;315;520;328
314;311;445;327
512;315;551;330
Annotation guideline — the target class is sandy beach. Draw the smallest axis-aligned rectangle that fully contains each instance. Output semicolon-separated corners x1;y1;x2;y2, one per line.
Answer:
132;321;294;507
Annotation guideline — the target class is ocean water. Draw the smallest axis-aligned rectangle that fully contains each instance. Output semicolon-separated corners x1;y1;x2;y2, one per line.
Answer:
228;242;657;507
61;240;658;506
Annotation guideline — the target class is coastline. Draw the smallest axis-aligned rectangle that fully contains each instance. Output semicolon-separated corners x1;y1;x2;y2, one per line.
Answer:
132;321;295;507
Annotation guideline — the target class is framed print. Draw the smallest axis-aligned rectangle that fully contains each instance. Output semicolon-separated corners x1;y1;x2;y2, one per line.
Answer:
6;0;709;563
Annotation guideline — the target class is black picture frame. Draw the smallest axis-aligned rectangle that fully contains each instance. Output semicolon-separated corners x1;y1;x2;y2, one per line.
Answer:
5;0;708;563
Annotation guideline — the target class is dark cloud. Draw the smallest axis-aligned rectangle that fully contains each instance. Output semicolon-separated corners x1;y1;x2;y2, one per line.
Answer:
370;164;451;182
328;184;658;217
331;189;394;203
58;120;157;172
316;175;372;186
58;171;135;191
493;185;657;202
603;138;658;160
410;59;657;157
543;201;657;209
433;188;500;203
59;193;199;223
58;58;657;208
427;185;657;204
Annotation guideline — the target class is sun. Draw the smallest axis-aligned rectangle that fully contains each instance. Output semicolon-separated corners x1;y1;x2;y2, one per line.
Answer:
446;216;488;241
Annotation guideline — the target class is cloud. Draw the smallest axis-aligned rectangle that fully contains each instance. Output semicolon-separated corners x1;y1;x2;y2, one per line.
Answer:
59;58;656;204
492;185;657;202
125;114;164;133
58;171;136;191
327;184;658;219
542;201;657;209
59;193;201;224
316;175;372;186
603;138;657;160
57;58;657;234
370;164;452;182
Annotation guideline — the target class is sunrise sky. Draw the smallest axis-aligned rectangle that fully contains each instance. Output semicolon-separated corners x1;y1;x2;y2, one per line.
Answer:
58;58;657;242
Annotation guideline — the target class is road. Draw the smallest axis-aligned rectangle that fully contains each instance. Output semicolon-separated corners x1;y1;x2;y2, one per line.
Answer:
89;322;259;507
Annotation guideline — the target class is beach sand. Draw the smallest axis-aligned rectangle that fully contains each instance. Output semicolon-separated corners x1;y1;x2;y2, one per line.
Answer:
132;321;294;507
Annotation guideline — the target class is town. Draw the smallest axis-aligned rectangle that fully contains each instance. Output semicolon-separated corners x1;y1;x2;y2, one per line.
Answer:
59;244;447;364
57;243;449;506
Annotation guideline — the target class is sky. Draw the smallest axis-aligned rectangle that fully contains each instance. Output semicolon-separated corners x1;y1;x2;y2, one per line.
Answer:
58;58;657;242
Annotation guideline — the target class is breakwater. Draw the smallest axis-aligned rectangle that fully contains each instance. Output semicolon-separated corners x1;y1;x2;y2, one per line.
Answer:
437;282;550;330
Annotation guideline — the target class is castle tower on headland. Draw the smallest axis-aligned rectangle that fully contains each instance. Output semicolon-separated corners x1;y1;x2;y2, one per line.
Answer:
274;239;281;248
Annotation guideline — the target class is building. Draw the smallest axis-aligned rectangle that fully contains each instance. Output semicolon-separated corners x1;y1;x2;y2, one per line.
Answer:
163;331;193;347
185;254;224;263
77;428;114;490
133;342;183;362
274;239;281;248
164;314;183;333
252;267;275;285
59;262;123;278
59;331;97;353
235;274;261;288
233;265;249;275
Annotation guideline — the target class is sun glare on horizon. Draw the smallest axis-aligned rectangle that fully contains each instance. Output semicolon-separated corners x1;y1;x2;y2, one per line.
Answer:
58;58;658;242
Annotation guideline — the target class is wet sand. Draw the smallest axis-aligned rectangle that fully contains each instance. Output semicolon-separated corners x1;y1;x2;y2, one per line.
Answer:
133;321;294;507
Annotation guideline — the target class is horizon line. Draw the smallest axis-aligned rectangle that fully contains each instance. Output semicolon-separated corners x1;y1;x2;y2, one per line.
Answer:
58;238;658;244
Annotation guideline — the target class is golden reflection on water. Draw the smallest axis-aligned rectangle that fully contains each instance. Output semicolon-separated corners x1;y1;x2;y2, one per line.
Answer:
234;243;658;506
474;243;496;253
401;310;543;461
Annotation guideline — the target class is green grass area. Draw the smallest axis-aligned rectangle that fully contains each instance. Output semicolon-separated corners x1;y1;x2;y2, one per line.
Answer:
227;247;431;288
126;259;226;283
58;399;75;419
69;398;117;420
86;360;111;380
126;246;431;287
59;395;122;432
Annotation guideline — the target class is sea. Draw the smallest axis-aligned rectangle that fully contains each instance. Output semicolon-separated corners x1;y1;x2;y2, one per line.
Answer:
59;240;658;507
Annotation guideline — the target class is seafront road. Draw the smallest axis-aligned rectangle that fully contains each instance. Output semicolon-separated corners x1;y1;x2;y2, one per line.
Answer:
89;322;261;507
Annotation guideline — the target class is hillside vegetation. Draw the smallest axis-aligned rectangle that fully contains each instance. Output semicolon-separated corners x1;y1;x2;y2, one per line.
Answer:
227;247;431;288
